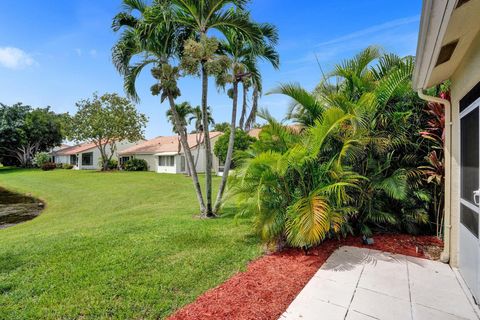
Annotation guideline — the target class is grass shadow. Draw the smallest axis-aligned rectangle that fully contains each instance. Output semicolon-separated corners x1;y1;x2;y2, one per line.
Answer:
0;251;24;275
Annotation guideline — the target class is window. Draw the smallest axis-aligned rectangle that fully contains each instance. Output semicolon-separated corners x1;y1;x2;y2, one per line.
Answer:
81;152;93;166
70;155;78;165
159;155;175;167
180;156;186;172
120;156;130;165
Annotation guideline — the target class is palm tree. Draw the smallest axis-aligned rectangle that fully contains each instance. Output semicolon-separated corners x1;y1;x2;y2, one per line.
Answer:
188;105;214;167
166;102;192;156
170;0;261;216
212;23;279;214
112;0;207;213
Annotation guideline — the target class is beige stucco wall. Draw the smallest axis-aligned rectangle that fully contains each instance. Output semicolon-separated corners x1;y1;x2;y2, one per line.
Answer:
133;154;157;172
449;30;480;267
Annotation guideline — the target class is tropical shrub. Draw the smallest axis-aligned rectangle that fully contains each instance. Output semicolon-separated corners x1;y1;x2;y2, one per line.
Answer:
41;162;56;171
230;108;363;248
230;47;440;248
33;152;51;167
62;163;74;170
101;159;119;171
214;128;256;168
124;158;148;171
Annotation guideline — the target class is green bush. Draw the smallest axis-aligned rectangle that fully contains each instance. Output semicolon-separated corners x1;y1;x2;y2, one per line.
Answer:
41;162;56;171
56;163;63;169
34;152;51;167
62;163;74;170
124;158;148;171
99;159;119;170
213;128;256;168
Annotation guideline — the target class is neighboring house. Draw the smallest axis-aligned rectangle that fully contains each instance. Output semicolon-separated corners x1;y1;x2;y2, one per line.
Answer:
119;132;223;174
50;144;72;164
51;141;141;170
413;0;480;302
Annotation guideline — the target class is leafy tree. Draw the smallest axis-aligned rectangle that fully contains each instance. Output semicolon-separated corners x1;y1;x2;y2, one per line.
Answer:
0;103;65;167
213;128;256;167
68;93;147;171
33;152;51;167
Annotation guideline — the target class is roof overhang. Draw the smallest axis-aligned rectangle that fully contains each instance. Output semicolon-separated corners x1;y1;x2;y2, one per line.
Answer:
413;0;480;90
153;152;180;156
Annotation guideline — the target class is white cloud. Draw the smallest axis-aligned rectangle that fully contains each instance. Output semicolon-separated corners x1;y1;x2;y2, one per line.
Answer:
75;48;82;56
286;15;420;67
89;49;97;57
0;47;36;70
315;15;420;48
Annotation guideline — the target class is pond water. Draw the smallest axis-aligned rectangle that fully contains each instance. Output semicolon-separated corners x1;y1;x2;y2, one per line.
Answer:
0;187;43;229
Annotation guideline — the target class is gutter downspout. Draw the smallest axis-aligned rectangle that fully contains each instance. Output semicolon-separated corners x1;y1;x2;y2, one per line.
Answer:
417;89;452;263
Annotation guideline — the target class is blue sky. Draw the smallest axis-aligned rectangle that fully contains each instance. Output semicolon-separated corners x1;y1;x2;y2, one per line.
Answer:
0;0;422;139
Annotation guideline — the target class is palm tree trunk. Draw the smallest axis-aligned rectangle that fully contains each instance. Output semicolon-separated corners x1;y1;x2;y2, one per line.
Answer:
167;95;206;214
239;82;248;130
195;131;202;167
201;61;214;217
245;84;259;131
213;79;239;214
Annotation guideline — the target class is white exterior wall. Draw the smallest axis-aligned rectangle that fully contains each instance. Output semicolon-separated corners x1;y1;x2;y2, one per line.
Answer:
53;155;69;165
189;135;221;174
76;140;142;170
122;136;221;175
448;30;480;267
157;158;176;174
133;154;157;172
77;148;103;170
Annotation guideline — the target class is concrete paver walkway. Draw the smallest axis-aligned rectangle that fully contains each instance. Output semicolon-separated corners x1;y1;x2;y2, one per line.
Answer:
280;246;480;320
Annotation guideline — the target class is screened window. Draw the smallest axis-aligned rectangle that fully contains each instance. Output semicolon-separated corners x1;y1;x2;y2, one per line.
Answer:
159;156;175;167
81;152;93;166
70;155;78;165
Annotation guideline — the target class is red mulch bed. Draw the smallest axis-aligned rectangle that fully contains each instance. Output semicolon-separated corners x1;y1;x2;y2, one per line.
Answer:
168;234;443;320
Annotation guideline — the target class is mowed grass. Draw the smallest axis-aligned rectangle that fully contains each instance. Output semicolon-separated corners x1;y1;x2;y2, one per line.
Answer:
0;168;261;319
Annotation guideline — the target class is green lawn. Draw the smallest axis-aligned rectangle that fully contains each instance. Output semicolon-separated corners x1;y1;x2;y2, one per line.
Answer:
0;168;261;319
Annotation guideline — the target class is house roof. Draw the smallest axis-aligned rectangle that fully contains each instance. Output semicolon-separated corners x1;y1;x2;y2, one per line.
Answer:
119;132;223;155
413;0;480;89
55;142;97;156
247;125;302;139
248;128;262;139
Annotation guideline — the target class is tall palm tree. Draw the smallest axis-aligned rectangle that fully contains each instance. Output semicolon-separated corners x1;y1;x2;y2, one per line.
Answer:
188;105;214;167
170;0;261;216
112;0;207;213
166;101;193;154
212;23;279;214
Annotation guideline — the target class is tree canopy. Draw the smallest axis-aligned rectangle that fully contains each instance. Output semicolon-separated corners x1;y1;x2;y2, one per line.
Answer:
68;93;148;170
214;128;256;166
0;103;66;167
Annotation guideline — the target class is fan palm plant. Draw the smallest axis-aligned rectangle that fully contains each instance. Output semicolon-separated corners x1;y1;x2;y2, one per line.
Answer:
112;0;206;213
